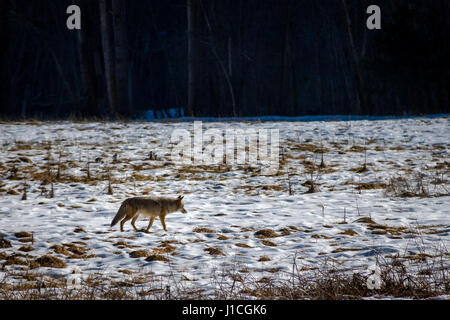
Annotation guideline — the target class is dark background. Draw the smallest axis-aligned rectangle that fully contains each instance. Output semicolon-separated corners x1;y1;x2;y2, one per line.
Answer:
0;0;449;119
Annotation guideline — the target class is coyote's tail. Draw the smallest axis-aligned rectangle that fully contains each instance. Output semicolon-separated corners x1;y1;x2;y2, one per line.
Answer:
111;200;130;227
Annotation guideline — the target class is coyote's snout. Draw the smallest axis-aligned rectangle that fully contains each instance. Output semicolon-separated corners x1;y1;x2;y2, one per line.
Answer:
110;196;187;232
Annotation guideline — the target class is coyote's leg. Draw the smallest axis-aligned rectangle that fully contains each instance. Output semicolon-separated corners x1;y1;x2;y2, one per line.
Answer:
131;215;139;232
160;215;168;231
120;216;132;232
146;216;155;233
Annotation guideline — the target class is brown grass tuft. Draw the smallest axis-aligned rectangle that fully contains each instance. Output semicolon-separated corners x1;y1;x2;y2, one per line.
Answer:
153;243;177;254
354;217;377;224
74;227;86;233
129;250;150;258
311;234;331;239
51;244;71;256
339;229;359;236
235;243;253;248
15;231;32;238
145;254;169;262
18;245;35;252
331;247;363;253
254;229;278;238
3;254;29;266
204;247;225;256
193;227;216;234
0;237;12;248
35;255;67;268
261;240;277;247
258;255;271;262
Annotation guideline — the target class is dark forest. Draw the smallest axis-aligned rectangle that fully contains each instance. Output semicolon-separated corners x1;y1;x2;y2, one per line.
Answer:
0;0;449;119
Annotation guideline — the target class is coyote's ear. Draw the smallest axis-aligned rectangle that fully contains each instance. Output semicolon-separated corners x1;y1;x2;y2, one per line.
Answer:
178;195;184;200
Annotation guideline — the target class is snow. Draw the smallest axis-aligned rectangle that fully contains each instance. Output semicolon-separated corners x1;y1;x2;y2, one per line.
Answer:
0;116;448;297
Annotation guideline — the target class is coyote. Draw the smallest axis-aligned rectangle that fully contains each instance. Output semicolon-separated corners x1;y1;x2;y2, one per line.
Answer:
110;196;187;232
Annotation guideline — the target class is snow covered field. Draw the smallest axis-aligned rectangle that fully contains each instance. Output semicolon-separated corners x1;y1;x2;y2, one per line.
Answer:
0;116;449;298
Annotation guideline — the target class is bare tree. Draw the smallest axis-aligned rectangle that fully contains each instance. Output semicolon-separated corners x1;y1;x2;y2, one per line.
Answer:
99;0;118;118
280;0;295;115
187;0;196;117
339;0;373;115
77;0;99;116
112;0;131;115
200;1;237;117
0;0;9;115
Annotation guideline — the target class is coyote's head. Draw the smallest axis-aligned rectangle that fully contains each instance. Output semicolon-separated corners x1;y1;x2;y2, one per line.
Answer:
177;195;187;214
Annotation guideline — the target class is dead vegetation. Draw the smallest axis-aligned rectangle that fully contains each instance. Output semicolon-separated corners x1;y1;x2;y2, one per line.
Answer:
339;229;359;236
0;238;12;249
145;254;170;262
193;227;216;234
204;247;225;256
254;229;278;238
258;255;271;262
260;240;277;247
0;126;447;199
129;250;150;258
0;232;448;299
34;255;66;268
354;217;416;237
385;173;449;198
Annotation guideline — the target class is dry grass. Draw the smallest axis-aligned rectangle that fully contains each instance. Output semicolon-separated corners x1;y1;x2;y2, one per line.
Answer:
193;227;216;234
258;256;271;262
0;238;12;249
204;247;226;256
254;229;278;238
0;247;447;300
14;232;32;239
260;240;277;247
18;246;35;252
34;255;66;268
240;184;285;195
235;243;253;248
311;234;331;239
385;173;449;198
153;242;177;254
145;255;170;262
331;247;363;253
210;248;449;299
339;229;359;236
129;250;150;258
347;182;387;190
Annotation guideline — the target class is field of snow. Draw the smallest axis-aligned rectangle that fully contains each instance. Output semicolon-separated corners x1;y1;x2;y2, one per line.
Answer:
0;117;449;298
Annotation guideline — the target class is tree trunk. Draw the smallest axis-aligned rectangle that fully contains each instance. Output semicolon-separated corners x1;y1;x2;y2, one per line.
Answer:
313;1;324;114
200;1;237;117
99;0;118;118
0;0;9;116
187;0;196;117
77;0;98;116
94;49;107;115
112;0;131;115
228;37;232;78
280;0;295;115
339;0;373;115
